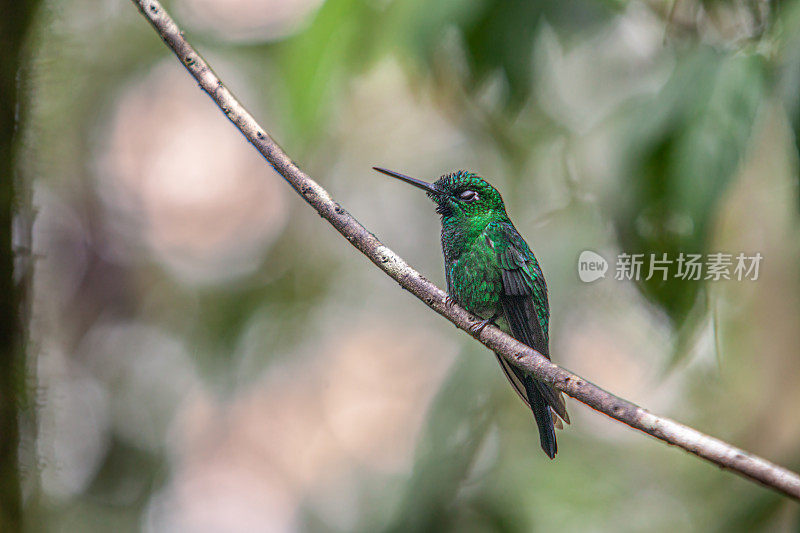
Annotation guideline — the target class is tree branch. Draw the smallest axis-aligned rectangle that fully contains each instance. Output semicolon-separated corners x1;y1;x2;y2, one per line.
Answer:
130;0;800;501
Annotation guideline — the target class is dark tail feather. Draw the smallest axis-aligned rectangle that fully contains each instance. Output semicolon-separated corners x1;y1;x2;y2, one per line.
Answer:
525;377;557;459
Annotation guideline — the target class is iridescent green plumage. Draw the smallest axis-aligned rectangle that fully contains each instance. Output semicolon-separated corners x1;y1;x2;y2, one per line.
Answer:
375;167;569;459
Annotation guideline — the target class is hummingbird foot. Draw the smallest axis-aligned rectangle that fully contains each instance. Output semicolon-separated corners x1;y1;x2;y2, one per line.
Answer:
445;295;457;308
469;313;499;337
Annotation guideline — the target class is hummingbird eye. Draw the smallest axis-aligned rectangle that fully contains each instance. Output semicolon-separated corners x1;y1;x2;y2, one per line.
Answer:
458;190;479;202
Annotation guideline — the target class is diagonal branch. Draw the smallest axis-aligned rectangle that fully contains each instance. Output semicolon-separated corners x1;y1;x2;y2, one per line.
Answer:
130;0;800;501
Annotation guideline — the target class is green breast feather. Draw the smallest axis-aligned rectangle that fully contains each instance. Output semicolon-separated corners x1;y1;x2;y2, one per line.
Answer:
448;221;549;343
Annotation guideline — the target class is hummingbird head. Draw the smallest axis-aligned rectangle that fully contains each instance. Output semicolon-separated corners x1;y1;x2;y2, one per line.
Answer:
373;167;507;222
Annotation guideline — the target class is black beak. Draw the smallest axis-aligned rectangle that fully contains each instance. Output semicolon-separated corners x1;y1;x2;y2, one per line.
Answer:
373;167;440;195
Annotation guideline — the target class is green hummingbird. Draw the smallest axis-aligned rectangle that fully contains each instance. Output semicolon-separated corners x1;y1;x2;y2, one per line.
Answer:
374;167;569;458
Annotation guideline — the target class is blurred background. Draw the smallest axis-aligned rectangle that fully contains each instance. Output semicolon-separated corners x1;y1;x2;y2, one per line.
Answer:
7;0;800;530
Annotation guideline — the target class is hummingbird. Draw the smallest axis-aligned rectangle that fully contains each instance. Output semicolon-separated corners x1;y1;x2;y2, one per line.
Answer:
374;167;569;458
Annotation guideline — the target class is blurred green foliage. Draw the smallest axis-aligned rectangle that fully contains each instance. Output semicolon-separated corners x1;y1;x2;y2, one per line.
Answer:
616;48;767;354
15;0;800;531
2;0;42;530
277;0;614;142
384;354;495;532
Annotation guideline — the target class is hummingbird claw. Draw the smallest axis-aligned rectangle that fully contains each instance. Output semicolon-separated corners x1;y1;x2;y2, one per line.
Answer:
468;311;501;337
469;317;493;336
445;296;457;308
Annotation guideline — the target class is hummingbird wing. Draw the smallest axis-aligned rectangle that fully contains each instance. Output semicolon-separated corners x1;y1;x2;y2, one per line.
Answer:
485;222;570;425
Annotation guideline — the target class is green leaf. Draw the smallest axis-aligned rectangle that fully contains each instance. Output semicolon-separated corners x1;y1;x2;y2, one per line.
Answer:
614;48;767;342
389;0;613;109
609;48;767;362
277;0;380;143
383;352;494;532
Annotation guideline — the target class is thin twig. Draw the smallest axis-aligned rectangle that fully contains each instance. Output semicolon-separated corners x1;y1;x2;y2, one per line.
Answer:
130;0;800;501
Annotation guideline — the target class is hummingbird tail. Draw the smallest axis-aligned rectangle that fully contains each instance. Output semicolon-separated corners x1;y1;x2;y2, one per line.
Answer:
492;353;563;459
526;378;557;459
